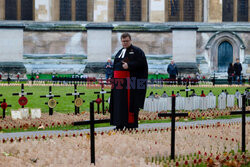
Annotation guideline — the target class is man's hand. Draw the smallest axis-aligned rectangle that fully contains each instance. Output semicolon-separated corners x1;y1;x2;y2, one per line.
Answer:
122;61;128;69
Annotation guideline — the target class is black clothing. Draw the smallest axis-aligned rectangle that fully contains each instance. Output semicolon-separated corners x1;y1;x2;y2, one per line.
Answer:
167;64;178;76
227;65;234;76
228;64;234;85
109;45;148;128
234;63;242;76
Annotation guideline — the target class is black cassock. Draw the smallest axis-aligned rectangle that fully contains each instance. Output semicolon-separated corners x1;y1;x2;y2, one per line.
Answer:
109;45;148;128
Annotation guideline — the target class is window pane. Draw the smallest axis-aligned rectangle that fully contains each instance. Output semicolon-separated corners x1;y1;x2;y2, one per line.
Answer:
60;0;72;20
5;0;17;20
21;0;33;20
168;0;180;21
130;0;141;21
238;0;248;21
184;0;195;21
115;0;126;21
76;0;87;21
223;0;233;22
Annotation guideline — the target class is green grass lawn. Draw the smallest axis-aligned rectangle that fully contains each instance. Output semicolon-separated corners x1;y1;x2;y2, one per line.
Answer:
0;84;248;116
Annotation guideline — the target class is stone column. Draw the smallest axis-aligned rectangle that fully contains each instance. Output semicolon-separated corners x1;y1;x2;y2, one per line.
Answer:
142;0;148;22
108;0;114;21
208;0;222;22
17;0;21;20
172;26;198;74
165;0;169;22
195;0;202;22
203;0;209;22
233;0;237;22
94;0;109;22
149;0;165;22
249;0;250;22
0;0;5;20
125;0;130;21
84;23;113;74
0;26;26;73
179;0;184;21
71;0;76;21
34;0;52;21
87;0;94;21
51;0;60;21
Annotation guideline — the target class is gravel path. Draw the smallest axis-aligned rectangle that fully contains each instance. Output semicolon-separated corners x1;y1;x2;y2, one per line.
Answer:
0;117;249;140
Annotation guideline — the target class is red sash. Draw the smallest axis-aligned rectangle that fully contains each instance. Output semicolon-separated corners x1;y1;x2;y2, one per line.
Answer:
114;71;134;124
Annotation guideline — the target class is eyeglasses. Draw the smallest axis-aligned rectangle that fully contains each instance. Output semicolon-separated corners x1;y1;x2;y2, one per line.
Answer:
121;40;131;43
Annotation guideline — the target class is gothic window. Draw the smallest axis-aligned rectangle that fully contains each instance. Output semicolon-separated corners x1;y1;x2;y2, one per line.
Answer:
222;0;233;21
168;0;180;21
130;0;141;21
60;0;72;21
183;0;195;21
21;0;33;20
75;0;87;21
5;0;17;20
238;0;248;21
114;0;126;21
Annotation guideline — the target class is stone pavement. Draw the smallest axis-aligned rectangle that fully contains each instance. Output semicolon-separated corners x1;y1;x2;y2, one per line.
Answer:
0;117;249;140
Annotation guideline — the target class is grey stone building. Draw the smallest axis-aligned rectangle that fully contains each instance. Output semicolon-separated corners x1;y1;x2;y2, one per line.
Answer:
0;0;249;77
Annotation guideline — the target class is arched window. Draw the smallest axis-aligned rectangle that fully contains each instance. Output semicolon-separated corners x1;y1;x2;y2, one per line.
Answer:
222;0;234;22
238;0;248;21
168;0;180;21
183;0;194;21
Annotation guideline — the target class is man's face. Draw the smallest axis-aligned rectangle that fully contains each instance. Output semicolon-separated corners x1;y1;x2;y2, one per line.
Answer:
237;59;240;63
121;37;131;49
171;60;174;64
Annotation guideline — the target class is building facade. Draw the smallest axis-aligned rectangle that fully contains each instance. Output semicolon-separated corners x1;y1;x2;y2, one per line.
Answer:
0;0;249;77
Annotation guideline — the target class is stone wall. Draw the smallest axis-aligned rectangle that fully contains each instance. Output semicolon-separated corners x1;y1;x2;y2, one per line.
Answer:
24;32;87;54
112;32;172;56
1;22;250;75
23;31;87;73
208;0;222;22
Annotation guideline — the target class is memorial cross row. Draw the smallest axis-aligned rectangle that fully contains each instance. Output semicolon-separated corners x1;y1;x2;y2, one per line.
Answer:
40;86;60;115
12;84;33;108
66;84;85;115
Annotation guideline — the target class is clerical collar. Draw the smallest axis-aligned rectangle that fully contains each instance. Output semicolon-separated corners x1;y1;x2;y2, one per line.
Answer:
119;48;126;58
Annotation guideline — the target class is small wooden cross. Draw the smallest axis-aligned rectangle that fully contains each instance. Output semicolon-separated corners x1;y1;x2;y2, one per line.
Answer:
180;86;194;97
73;99;110;165
66;84;85;115
12;84;33;108
94;79;111;115
230;95;250;153
40;86;60;115
0;98;11;119
158;95;188;160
